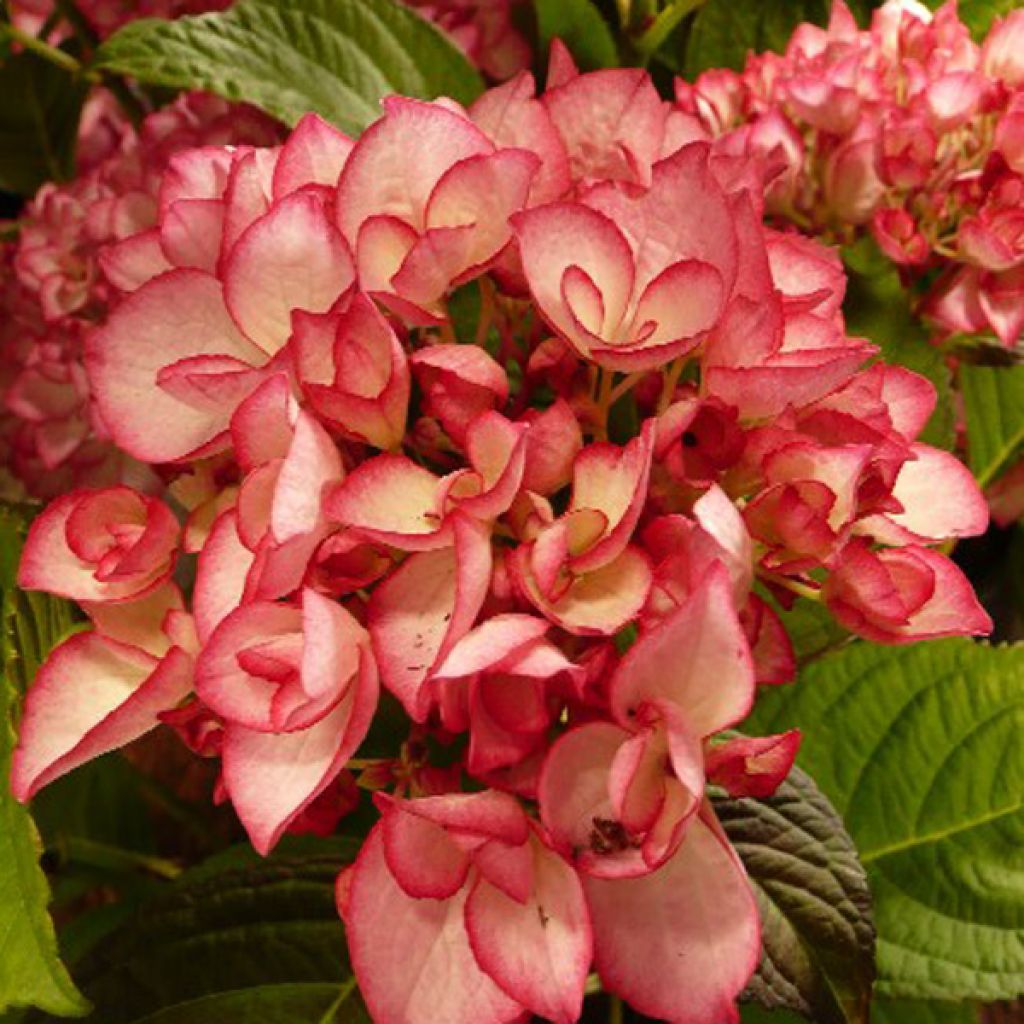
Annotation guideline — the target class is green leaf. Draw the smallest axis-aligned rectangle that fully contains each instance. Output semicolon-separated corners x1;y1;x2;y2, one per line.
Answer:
533;0;619;71
842;252;956;451
715;765;875;1024
93;0;483;133
767;594;850;665
739;1008;808;1024
72;847;359;1023
129;981;367;1024
683;0;829;76
0;507;89;1017
746;639;1024;1001
923;0;1016;39
0;48;87;196
872;998;979;1024
959;364;1024;487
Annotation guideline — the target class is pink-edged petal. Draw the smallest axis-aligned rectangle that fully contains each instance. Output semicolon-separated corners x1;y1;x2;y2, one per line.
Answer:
610;565;754;735
222;646;377;854
86;269;263;463
220;147;278;261
512;202;635;358
569;421;655;573
343;827;523;1024
465;833;591;1024
82;582;185;657
472;837;534;904
224;191;354;355
381;804;471;898
627;259;723;348
433;614;550;679
858;444;989;543
584;808;759;1024
229;372;296;471
272;113;353;199
11;635;192;801
705;731;802;799
159;198;224;273
514;544;652;637
537;721;646;878
544;68;665;186
336;97;493;242
423;148;539;268
326;454;445;549
100;229;172;292
271;411;343;543
397;790;529;845
193;509;255;645
368;515;492;719
469;72;571;205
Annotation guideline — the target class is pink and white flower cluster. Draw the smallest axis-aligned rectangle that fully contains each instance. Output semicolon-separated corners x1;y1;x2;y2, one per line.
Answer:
12;46;992;1024
0;92;280;499
676;0;1024;347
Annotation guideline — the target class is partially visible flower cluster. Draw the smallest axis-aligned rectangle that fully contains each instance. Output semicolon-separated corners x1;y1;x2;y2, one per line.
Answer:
404;0;530;80
676;0;1024;348
0;93;281;499
12;47;992;1024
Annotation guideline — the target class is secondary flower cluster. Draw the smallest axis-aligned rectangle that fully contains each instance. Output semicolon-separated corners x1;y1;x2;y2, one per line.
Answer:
0;93;280;499
12;46;992;1024
676;0;1024;347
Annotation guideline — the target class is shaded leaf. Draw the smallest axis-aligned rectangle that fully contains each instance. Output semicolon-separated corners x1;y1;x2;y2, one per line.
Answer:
130;981;367;1024
716;765;875;1024
0;48;87;196
533;0;618;71
72;846;359;1023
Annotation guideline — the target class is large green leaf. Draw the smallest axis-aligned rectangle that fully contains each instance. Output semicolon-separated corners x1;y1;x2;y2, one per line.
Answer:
716;766;875;1024
93;0;483;133
0;509;88;1018
70;843;361;1023
533;0;619;71
746;639;1024;1001
0;48;87;196
959;364;1024;487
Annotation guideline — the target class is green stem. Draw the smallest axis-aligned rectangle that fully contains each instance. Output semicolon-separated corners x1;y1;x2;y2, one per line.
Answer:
58;837;182;880
2;23;91;77
609;995;625;1024
634;0;708;60
317;977;358;1024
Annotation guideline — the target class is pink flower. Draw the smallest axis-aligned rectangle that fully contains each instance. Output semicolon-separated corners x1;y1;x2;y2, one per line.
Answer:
12;584;195;800
195;587;378;853
341;791;590;1024
513;143;740;371
18;486;178;603
824;540;992;643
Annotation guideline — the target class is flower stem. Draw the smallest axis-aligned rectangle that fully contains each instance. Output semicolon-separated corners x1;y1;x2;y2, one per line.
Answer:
57;837;182;880
2;23;91;77
609;995;625;1024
